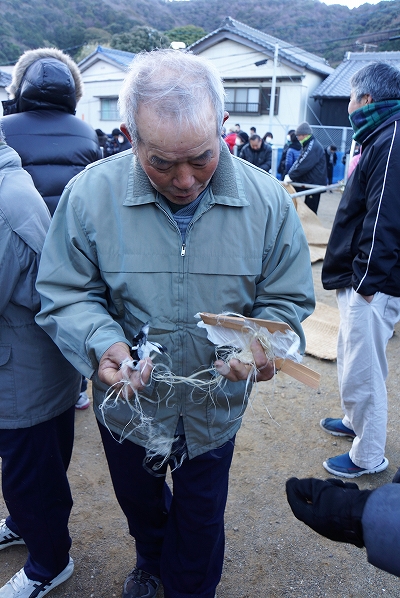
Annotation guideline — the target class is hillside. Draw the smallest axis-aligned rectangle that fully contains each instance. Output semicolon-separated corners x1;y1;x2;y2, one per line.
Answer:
1;0;400;66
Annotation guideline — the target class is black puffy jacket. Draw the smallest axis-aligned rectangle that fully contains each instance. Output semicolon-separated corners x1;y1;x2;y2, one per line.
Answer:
322;111;400;297
1;53;102;215
239;141;272;172
288;135;327;186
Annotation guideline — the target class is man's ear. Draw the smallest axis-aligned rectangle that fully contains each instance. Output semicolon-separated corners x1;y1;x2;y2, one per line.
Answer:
223;111;229;124
120;124;132;143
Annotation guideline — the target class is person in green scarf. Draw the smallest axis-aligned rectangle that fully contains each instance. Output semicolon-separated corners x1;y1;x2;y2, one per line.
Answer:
284;60;400;581
318;61;400;478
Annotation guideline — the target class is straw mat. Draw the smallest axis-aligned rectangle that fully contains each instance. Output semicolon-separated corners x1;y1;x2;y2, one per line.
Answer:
303;301;340;361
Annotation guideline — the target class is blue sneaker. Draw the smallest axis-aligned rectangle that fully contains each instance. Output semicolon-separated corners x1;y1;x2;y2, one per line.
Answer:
323;452;389;478
320;418;356;439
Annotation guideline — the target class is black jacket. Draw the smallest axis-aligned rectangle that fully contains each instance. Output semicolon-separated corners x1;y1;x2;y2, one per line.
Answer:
1;57;102;215
239;141;272;172
288;135;327;186
322;111;400;296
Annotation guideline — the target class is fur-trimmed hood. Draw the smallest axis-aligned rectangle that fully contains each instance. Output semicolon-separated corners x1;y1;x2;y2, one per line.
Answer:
7;47;83;101
2;48;83;116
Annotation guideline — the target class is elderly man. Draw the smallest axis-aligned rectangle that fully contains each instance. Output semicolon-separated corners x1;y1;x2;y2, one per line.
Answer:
36;49;314;598
239;134;272;172
318;62;400;478
284;122;327;214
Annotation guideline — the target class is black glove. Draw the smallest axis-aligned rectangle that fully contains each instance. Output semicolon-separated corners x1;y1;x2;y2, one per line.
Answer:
285;477;372;548
392;467;400;483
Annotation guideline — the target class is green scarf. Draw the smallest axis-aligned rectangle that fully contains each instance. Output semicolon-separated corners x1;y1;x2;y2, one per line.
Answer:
299;134;311;145
349;99;400;144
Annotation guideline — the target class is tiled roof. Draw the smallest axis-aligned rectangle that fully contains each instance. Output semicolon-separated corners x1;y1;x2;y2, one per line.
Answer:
78;45;135;71
95;45;136;68
0;70;11;88
313;51;400;98
189;17;333;76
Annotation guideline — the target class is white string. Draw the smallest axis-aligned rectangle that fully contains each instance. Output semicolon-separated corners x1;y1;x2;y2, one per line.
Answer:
100;320;292;463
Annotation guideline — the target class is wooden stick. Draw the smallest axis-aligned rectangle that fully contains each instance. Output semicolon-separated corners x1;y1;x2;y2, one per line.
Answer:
199;312;321;389
199;312;291;333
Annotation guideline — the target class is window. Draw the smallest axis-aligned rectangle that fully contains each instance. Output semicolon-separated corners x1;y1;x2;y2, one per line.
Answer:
225;87;280;115
100;98;119;120
260;87;280;115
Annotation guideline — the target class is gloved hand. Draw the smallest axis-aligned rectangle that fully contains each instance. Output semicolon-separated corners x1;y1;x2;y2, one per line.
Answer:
392;467;400;483
285;477;372;548
283;174;292;184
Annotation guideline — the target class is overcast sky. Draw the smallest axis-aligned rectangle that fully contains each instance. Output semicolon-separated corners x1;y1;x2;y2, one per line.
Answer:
322;0;384;7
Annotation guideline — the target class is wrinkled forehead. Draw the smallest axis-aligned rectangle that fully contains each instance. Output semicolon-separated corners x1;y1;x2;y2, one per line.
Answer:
136;99;218;143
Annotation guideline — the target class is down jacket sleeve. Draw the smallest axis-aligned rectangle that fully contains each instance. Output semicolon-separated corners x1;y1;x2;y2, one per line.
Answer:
362;484;400;577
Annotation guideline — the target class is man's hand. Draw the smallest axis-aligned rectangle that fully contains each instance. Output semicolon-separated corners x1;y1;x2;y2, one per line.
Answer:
98;341;153;396
214;338;275;382
285;477;372;548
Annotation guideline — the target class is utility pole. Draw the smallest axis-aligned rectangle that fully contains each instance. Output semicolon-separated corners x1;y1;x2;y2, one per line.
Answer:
268;43;279;134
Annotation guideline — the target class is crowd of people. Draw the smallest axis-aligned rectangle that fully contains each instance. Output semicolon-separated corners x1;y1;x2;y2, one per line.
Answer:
95;127;132;157
223;122;340;215
0;45;400;598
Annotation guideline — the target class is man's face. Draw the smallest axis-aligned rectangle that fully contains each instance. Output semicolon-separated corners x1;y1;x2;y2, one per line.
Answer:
348;89;371;115
249;138;262;151
134;104;221;205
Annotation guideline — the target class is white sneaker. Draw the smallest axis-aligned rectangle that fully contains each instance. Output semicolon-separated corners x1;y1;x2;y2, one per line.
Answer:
0;557;74;597
0;519;25;551
75;392;90;410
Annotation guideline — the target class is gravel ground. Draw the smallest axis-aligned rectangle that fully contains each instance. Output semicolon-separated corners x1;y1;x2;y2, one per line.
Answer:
1;190;400;597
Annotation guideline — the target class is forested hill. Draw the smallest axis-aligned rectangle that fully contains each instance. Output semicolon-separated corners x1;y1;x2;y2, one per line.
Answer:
1;0;400;66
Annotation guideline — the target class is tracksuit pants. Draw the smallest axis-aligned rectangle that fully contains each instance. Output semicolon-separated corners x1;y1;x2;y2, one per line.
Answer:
0;406;74;582
98;421;235;598
337;288;400;468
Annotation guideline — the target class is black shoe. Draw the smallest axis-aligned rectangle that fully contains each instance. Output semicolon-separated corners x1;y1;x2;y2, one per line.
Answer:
122;568;160;598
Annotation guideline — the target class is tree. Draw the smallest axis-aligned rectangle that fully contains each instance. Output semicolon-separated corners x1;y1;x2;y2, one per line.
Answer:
111;26;170;53
164;25;206;47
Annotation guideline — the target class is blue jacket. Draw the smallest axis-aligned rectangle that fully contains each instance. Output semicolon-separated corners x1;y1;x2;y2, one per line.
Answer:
362;484;400;576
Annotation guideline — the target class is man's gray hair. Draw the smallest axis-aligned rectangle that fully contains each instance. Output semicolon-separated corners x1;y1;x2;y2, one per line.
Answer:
119;49;225;149
351;62;400;103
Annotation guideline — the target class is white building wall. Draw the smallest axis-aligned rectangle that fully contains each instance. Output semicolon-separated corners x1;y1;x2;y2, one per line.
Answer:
78;60;126;132
0;88;9;114
193;40;326;146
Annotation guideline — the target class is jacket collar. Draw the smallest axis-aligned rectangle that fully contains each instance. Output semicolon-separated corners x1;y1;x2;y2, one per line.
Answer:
362;109;400;146
123;141;250;208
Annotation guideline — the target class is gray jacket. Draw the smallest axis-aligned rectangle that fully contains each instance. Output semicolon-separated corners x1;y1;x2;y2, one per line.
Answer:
36;143;314;457
0;143;81;428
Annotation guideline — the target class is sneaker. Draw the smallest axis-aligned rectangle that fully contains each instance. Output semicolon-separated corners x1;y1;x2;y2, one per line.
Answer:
75;392;90;410
0;557;73;597
323;452;389;478
320;418;356;439
0;519;25;551
122;568;160;598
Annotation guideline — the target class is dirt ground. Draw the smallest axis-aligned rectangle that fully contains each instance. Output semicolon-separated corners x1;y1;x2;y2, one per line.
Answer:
2;190;400;597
